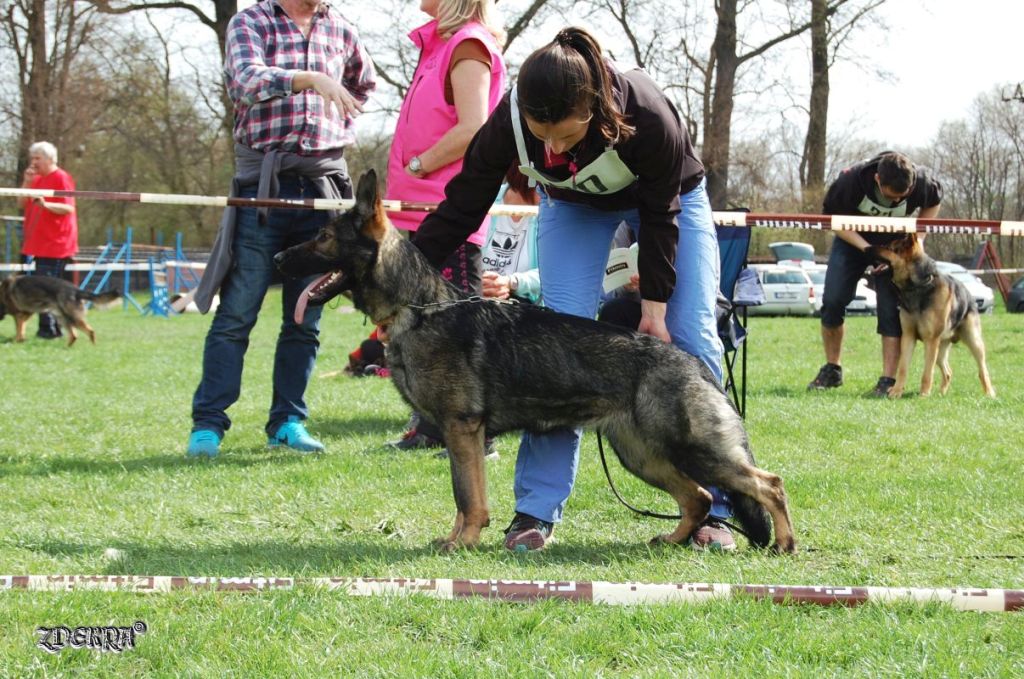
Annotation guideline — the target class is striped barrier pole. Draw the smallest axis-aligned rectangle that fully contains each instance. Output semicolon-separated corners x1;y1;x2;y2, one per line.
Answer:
1;576;1021;612
3;187;1024;235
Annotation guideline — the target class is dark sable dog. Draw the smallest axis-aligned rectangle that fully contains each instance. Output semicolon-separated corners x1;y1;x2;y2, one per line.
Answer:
0;275;121;346
872;234;995;399
275;171;796;553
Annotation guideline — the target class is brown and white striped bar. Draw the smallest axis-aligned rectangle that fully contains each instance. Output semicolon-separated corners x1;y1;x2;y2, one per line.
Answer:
4;187;1024;235
1;576;1020;612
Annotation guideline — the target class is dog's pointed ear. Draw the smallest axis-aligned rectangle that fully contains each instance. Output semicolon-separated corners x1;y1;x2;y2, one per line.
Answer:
355;170;388;243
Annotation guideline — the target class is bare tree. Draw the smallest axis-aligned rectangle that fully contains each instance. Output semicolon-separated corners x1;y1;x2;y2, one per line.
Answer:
1;0;104;176
925;90;1024;269
86;0;237;131
800;0;886;211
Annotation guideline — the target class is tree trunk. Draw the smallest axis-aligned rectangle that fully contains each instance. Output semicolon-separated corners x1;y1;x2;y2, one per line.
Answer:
801;0;829;211
20;0;52;158
704;0;738;210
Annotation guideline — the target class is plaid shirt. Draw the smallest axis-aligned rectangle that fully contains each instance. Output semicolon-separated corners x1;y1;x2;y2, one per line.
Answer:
225;0;377;154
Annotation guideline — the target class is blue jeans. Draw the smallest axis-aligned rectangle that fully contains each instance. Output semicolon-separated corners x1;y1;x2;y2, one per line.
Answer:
191;176;337;438
514;178;731;523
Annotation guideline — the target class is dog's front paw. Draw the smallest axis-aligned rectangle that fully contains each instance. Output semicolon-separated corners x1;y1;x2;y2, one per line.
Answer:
769;540;798;555
887;386;904;399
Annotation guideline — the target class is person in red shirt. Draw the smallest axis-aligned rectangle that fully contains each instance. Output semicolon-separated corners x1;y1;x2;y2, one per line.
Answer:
20;141;78;339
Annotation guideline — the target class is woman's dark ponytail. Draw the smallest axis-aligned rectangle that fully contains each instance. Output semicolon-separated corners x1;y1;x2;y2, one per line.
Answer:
518;27;635;143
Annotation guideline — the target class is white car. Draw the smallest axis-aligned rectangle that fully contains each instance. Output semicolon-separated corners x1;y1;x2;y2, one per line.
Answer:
804;265;877;316
935;261;995;313
747;264;815;316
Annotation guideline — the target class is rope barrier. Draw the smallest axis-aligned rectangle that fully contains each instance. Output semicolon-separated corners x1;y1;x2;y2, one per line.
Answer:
1;575;1020;611
3;187;1024;235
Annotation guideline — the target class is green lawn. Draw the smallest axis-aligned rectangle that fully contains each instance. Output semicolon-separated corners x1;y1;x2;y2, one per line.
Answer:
0;291;1022;676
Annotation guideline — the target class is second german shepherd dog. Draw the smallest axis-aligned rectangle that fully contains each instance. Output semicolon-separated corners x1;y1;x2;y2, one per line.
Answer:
275;171;796;553
0;275;121;346
873;233;996;399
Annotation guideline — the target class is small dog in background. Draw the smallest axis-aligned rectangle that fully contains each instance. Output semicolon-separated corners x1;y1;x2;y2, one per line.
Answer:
871;234;996;399
0;275;121;346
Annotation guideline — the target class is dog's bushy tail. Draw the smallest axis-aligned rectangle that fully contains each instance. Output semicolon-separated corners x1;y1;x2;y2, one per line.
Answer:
730;492;772;549
78;289;121;306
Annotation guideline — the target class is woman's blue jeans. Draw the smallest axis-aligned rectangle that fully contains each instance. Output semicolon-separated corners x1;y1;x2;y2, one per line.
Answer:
513;178;730;523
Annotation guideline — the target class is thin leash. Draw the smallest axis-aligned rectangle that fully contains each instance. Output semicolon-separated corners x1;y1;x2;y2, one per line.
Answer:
405;295;521;310
595;429;755;543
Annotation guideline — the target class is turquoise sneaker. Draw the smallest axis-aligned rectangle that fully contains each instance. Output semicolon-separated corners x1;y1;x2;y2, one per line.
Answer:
187;429;221;458
268;416;324;453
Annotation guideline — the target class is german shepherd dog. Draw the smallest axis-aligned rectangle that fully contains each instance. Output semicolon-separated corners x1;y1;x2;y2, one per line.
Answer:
873;233;996;399
275;171;796;553
0;275;121;346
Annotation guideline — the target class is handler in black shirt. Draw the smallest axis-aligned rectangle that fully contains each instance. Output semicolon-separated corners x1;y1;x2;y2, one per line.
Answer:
807;152;943;397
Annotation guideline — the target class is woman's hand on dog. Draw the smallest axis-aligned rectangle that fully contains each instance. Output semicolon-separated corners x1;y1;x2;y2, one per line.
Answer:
638;299;671;343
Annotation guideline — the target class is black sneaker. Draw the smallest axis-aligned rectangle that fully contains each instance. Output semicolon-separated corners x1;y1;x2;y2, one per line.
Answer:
865;376;896;398
388;428;444;451
503;512;554;552
807;363;843;390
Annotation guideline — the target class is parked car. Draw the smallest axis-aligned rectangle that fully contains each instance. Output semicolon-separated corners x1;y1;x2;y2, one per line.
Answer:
769;241;815;266
935;261;995;313
804;265;877;316
1007;275;1024;313
747;264;815;316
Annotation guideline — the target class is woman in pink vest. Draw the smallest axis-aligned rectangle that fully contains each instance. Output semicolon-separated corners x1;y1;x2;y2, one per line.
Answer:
386;0;506;451
386;0;506;291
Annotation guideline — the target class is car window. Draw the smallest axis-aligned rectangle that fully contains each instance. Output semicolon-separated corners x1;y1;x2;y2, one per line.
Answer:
764;272;784;284
780;272;809;284
770;243;815;261
807;271;826;285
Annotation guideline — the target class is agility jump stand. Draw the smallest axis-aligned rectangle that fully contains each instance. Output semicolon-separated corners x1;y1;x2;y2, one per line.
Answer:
78;227;145;313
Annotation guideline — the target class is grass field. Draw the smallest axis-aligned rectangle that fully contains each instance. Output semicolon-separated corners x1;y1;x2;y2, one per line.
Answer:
0;291;1022;676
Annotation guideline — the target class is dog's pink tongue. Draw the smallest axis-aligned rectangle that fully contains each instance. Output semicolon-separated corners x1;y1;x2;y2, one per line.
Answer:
294;273;334;325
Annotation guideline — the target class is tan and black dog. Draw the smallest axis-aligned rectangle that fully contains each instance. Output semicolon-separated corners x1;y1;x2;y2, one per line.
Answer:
872;234;996;399
275;170;796;553
0;275;120;346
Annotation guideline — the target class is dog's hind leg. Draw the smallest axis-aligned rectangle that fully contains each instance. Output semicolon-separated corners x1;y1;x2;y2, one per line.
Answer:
936;339;953;395
709;461;796;553
437;417;490;551
68;317;96;345
604;428;712;545
959;315;996;397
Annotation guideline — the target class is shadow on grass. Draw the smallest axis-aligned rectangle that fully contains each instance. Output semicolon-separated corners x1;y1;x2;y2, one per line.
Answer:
0;448;314;478
25;538;439;575
315;414;407;439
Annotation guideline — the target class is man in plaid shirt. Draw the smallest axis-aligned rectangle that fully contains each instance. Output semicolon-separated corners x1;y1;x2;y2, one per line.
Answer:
187;0;376;458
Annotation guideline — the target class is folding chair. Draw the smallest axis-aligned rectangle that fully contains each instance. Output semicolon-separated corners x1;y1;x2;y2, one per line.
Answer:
716;224;764;418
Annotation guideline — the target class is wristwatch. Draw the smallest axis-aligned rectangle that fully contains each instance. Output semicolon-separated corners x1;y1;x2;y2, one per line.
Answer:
408;155;423;174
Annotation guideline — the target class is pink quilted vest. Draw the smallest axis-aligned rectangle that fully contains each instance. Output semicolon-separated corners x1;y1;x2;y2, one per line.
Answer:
385;19;506;243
